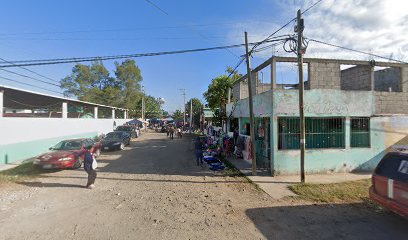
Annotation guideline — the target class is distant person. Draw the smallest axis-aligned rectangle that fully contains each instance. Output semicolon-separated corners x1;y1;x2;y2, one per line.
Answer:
83;145;97;189
233;127;239;144
177;128;182;138
169;126;175;139
195;137;204;166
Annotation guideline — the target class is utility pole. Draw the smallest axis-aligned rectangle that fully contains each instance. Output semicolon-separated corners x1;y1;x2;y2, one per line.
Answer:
141;86;145;121
189;99;193;133
296;9;306;183
244;31;257;176
179;89;186;128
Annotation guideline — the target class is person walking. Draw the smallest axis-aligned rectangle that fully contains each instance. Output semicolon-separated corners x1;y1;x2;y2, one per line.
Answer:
194;137;204;166
169;126;174;139
83;145;97;189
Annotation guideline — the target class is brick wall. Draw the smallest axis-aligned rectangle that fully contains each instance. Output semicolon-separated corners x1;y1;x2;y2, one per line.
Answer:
374;67;401;92
340;65;372;91
308;62;341;89
374;92;408;114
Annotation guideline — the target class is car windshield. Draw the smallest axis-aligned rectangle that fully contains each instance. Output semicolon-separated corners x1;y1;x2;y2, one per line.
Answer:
52;140;82;150
116;126;131;131
105;132;123;139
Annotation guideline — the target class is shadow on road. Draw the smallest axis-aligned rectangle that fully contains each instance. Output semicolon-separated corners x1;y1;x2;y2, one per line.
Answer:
246;203;408;240
18;181;83;188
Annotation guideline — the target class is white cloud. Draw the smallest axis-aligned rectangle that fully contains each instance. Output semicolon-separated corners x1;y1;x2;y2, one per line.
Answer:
229;0;408;62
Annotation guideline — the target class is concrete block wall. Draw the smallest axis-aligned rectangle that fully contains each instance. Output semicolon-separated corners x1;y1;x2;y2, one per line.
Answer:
401;67;408;92
340;65;372;91
374;92;408;114
308;62;341;89
374;67;401;92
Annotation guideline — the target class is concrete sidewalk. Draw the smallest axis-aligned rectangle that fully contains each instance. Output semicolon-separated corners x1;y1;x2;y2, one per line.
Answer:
227;157;372;199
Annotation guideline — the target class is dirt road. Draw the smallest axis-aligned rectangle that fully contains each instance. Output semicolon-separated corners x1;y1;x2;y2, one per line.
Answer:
0;132;406;240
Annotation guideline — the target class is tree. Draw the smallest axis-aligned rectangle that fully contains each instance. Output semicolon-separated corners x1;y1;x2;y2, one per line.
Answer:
144;95;165;119
60;59;144;117
172;109;183;121
203;67;242;126
186;98;203;128
114;59;143;111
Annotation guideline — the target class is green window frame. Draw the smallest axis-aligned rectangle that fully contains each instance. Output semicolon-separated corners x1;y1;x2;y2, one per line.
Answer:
350;117;370;148
278;117;345;150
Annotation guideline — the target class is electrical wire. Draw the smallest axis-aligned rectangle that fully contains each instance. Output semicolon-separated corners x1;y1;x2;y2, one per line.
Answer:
306;38;408;64
0;76;63;94
6;97;63;108
250;0;324;53
0;57;60;83
142;0;239;58
0;68;60;87
0;39;286;68
0;23;240;37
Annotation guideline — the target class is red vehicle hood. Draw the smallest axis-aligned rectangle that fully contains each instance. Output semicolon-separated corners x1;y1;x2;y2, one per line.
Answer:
37;150;78;162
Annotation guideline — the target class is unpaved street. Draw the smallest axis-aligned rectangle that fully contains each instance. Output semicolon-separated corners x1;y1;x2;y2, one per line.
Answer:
0;132;407;240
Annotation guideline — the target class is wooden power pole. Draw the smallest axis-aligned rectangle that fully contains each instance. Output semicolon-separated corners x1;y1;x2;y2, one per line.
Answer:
296;9;306;183
244;31;257;176
189;99;193;133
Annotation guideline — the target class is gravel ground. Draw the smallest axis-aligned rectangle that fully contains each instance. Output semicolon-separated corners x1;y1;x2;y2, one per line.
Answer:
0;132;406;240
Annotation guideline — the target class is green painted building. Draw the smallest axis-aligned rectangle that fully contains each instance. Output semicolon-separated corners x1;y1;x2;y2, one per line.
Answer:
227;56;408;175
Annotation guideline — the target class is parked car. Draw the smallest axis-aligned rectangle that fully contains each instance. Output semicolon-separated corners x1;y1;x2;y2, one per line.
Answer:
33;138;101;169
115;125;139;138
101;131;131;151
369;151;408;218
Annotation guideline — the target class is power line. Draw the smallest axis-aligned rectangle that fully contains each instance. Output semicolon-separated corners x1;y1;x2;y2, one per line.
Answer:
306;38;408;64
143;0;169;15
250;0;324;53
142;0;239;58
0;23;240;37
0;57;60;83
0;39;288;68
0;68;60;87
0;76;63;94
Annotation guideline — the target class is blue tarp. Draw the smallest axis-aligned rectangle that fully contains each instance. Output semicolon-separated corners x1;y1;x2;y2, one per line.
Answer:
127;119;143;125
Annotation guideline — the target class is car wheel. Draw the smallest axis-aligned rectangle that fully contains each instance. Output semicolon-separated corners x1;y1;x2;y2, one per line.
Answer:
120;142;125;150
73;158;82;169
95;149;101;157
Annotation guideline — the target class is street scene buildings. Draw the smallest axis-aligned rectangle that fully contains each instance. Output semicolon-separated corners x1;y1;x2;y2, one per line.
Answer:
0;1;407;239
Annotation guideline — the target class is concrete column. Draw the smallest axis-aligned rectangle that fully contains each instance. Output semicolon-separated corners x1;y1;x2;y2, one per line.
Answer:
370;66;375;91
112;109;115;119
271;58;276;90
0;90;3;118
62;102;68;118
94;107;98;119
345;117;350;150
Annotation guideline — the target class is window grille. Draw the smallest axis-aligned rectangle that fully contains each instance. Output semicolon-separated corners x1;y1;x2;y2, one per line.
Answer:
278;117;345;150
351;117;370;148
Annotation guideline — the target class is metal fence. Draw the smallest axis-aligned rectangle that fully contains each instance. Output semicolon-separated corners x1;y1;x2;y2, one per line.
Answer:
278;117;345;150
350;117;370;147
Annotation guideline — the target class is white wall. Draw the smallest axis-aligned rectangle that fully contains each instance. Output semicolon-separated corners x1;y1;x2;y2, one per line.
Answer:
0;118;130;145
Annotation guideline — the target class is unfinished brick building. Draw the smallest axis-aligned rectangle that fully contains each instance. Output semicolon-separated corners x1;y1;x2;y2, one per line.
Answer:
227;56;408;175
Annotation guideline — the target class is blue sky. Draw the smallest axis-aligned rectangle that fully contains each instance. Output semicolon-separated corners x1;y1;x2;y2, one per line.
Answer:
0;0;407;111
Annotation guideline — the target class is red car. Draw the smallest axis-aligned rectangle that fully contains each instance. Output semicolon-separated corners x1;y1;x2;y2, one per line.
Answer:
369;151;408;218
33;138;101;169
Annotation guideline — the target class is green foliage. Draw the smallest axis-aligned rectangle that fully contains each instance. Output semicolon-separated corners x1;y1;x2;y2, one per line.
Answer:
144;95;165;119
203;66;242;124
172;109;183;121
60;59;147;117
186;98;203;127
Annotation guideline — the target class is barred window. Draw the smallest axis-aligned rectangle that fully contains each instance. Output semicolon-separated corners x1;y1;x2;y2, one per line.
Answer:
278;117;345;150
351;117;370;148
